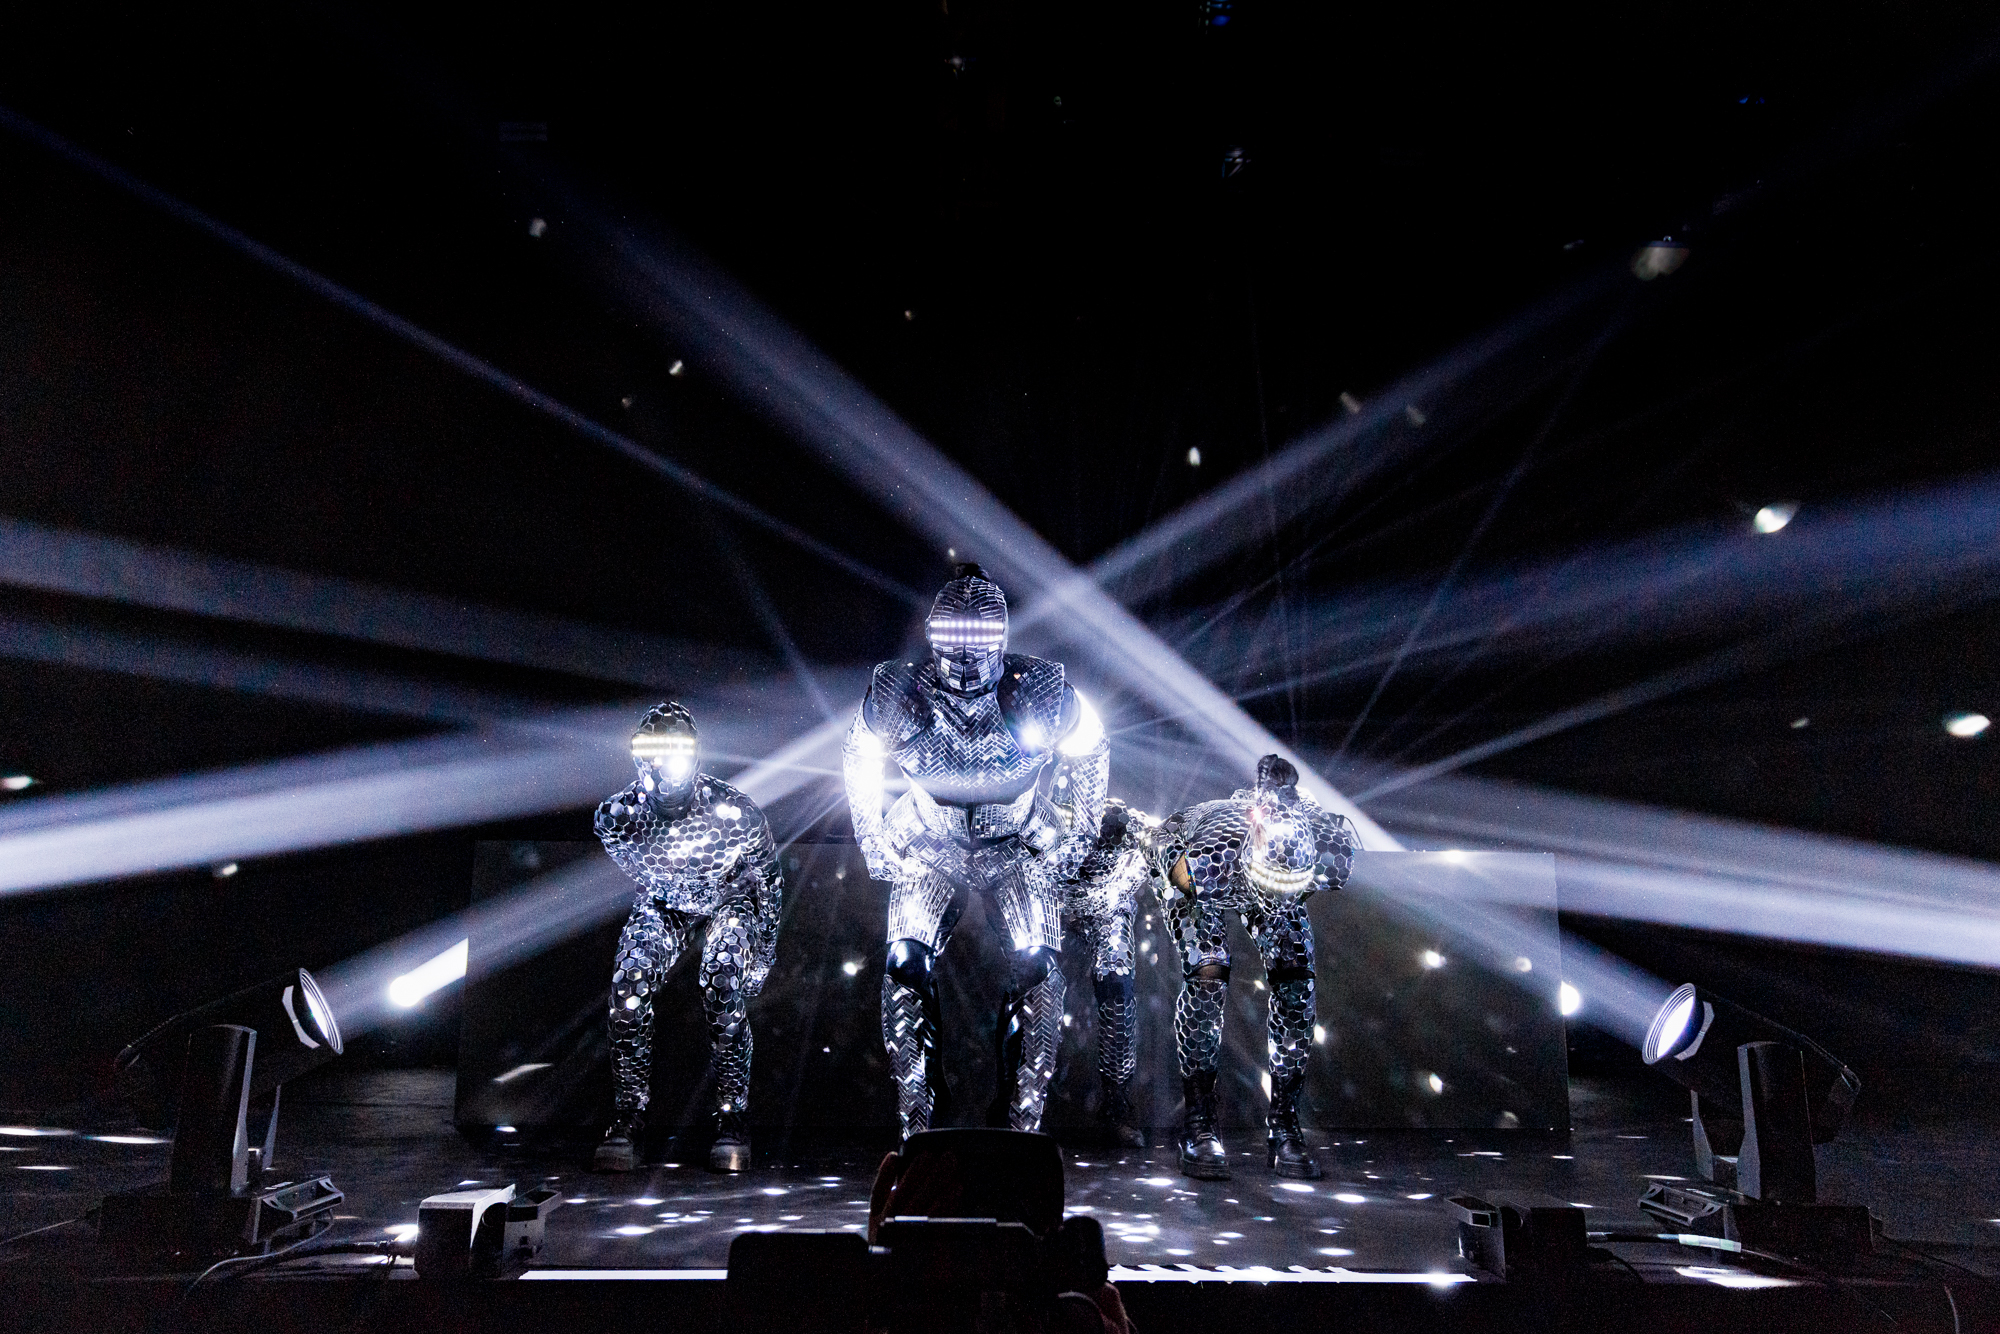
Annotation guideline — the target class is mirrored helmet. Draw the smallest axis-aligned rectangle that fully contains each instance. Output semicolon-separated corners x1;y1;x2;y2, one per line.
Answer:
926;563;1008;694
631;701;700;803
1245;754;1313;894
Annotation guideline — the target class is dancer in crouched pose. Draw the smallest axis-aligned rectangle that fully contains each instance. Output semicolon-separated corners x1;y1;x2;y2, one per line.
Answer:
593;702;782;1173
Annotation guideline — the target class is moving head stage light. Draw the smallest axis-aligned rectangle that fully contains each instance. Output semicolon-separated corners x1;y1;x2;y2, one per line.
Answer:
1638;982;1871;1259
100;969;346;1260
113;968;342;1130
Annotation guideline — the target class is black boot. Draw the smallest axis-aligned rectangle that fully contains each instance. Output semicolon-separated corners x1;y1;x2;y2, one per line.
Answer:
1101;1078;1146;1150
885;937;953;1137
1177;1072;1230;1180
1266;1073;1322;1179
709;1109;750;1173
594;1109;645;1173
987;984;1026;1128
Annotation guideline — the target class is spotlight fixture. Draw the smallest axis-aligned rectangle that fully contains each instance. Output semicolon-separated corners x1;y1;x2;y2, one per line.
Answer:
101;972;347;1260
114;969;342;1131
1752;502;1797;534
1639;982;1869;1258
1632;241;1690;281
1945;712;1990;739
1;774;34;791
1642;983;1859;1152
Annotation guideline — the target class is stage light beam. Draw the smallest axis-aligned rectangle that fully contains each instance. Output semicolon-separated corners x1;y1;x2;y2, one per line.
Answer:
0;110;918;608
388;939;469;1008
1366;770;2000;970
1946;712;1990;738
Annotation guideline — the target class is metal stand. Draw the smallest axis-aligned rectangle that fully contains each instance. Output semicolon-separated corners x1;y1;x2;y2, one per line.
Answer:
1642;1037;1875;1261
99;1023;343;1261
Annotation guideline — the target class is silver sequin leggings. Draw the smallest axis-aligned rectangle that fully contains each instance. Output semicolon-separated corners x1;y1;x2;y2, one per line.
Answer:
881;868;1065;1136
1069;901;1139;1089
609;894;759;1116
1164;888;1315;1095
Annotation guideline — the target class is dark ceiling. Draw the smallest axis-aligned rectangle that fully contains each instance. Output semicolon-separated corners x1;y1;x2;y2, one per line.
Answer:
3;0;1995;842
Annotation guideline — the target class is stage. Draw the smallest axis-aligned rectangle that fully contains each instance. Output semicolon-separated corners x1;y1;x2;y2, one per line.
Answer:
3;1065;1997;1330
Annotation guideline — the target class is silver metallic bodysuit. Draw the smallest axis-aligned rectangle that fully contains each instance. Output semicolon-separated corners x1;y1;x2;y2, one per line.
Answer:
598;766;782;1120
1061;800;1159;1113
1150;773;1353;1116
844;565;1109;1138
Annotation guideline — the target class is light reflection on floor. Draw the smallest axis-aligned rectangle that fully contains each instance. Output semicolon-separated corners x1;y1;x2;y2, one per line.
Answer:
2;1069;1998;1286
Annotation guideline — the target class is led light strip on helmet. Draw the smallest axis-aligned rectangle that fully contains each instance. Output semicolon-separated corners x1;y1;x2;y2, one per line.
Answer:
926;616;1006;646
631;734;697;758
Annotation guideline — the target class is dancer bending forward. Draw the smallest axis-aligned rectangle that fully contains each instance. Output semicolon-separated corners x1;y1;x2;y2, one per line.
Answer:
1149;755;1353;1180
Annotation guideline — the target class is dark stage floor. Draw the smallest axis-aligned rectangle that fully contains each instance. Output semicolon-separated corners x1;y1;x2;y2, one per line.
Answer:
5;1066;1999;1295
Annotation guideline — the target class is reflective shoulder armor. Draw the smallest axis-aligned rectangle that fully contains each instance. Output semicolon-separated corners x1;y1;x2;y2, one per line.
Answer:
1149;799;1243;890
595;780;647;843
995;654;1072;753
1147;806;1189;875
861;659;932;750
1300;798;1357;891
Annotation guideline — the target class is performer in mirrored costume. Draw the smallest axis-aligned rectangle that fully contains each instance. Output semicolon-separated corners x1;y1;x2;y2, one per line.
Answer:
843;563;1110;1139
1061;798;1161;1147
593;702;783;1174
1149;755;1354;1181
